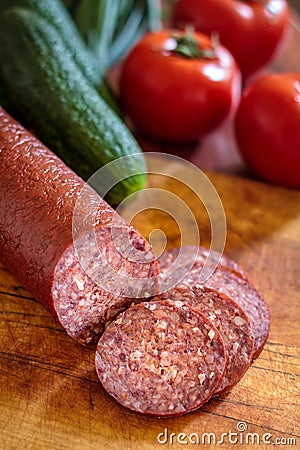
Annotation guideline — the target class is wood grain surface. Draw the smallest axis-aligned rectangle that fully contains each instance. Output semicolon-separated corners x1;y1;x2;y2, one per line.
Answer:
0;170;299;450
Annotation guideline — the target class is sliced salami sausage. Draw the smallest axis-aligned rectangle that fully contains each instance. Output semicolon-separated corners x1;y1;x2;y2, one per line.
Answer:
201;268;270;360
95;299;226;416
159;247;270;360
158;245;247;280
155;286;254;394
0;108;160;346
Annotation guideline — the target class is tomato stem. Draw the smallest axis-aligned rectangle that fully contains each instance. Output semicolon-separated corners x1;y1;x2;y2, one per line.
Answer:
171;27;219;59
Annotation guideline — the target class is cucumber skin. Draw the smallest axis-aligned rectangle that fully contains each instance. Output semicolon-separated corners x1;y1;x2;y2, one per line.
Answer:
0;80;11;109
0;8;146;205
0;0;120;115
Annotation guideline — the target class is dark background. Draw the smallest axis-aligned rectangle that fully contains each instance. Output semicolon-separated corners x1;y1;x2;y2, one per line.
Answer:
289;0;300;12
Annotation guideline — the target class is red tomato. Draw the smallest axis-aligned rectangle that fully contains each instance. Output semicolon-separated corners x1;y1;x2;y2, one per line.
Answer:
120;29;241;143
172;0;290;80
234;73;300;188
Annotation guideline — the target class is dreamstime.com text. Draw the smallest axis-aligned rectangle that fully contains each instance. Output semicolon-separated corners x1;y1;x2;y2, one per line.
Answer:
157;422;297;446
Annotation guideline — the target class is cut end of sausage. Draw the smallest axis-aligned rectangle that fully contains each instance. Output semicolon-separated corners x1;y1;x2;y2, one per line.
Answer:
95;299;226;417
52;226;160;346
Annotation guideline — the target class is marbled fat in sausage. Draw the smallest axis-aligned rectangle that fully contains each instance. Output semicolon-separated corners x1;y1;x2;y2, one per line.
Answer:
159;247;270;359
95;299;226;416
155;286;254;394
158;245;247;280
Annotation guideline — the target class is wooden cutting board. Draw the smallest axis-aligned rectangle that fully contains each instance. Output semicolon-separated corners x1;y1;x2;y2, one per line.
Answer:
0;171;299;450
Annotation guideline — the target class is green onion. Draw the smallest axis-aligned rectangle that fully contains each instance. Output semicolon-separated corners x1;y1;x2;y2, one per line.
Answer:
69;0;162;75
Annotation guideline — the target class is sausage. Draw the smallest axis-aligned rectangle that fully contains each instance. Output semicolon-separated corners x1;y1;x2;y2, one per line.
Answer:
159;245;247;279
0;108;160;346
159;245;248;293
202;268;270;360
159;247;270;359
155;286;254;394
95;299;226;416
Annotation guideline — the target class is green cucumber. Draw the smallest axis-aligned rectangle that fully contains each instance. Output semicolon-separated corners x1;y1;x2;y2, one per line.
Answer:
0;7;146;205
0;0;120;115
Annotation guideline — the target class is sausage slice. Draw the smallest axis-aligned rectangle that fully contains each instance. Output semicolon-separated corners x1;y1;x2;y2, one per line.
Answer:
95;299;226;416
155;286;254;394
159;247;270;359
159;245;247;279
